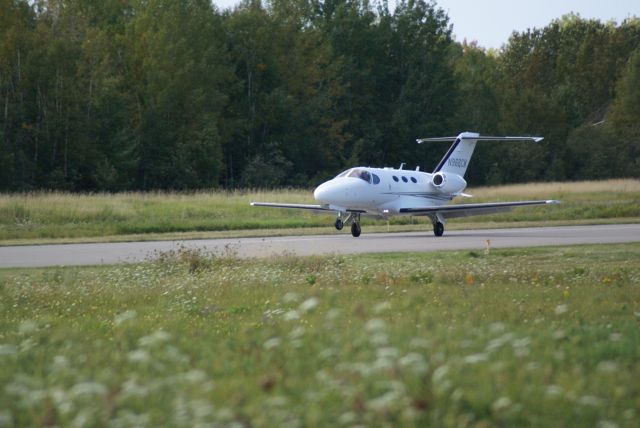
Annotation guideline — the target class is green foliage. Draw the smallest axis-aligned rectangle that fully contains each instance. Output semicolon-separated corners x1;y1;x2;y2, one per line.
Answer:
0;2;638;191
1;243;639;425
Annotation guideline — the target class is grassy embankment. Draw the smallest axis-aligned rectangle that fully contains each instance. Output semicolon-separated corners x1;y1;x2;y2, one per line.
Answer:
0;179;638;244
1;243;639;426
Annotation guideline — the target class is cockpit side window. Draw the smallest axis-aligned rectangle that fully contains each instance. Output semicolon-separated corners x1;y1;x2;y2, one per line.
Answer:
372;174;380;184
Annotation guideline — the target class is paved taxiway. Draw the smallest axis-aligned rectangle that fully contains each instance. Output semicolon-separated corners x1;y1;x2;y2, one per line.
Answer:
1;223;639;268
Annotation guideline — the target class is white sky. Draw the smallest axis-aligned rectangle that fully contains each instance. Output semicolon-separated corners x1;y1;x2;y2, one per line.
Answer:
437;0;639;49
211;0;639;49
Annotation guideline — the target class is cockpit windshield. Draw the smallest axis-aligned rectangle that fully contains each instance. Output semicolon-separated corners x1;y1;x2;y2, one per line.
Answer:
336;168;380;184
347;169;372;183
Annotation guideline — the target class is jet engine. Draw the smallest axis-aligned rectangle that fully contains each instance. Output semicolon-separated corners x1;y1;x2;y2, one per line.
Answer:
430;172;467;195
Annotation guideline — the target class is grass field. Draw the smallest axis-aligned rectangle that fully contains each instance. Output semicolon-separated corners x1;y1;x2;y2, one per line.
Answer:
1;243;639;426
0;179;638;244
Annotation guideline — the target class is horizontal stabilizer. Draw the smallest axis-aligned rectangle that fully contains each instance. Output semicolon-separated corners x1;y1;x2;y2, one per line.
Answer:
417;136;543;144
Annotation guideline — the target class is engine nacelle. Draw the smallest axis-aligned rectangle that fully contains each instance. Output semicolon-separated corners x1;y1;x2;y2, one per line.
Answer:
430;172;467;194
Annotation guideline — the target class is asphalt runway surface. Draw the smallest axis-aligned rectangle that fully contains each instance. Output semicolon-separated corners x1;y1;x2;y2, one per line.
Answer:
1;224;639;268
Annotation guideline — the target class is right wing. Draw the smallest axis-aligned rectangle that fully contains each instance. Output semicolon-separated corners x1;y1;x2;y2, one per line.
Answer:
250;202;367;214
250;202;332;212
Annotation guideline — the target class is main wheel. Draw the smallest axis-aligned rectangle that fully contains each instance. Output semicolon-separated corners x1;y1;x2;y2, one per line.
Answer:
335;218;344;230
351;221;361;237
433;221;444;237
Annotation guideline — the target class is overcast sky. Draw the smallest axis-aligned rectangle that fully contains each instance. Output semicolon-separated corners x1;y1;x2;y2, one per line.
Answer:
211;0;639;49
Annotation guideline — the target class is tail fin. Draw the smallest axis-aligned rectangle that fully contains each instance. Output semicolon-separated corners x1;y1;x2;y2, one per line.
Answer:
417;132;543;178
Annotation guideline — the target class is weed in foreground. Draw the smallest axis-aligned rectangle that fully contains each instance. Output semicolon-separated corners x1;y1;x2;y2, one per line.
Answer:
0;243;639;426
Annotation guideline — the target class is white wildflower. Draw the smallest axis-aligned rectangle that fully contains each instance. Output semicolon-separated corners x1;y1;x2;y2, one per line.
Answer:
283;292;300;303
373;301;392;314
376;347;400;360
0;344;17;356
263;337;281;350
597;361;618;373
409;338;431;349
399;353;428;374
365;318;387;332
338;412;357;425
463;353;488;364
609;333;622;342
492;396;512;412
283;310;300;321
299;297;319;313
70;382;107;397
432;365;449;385
289;326;305;340
578;395;602;406
545;385;563;398
139;330;172;347
127;349;151;363
489;322;505;333
554;304;568;315
18;320;38;335
114;310;137;326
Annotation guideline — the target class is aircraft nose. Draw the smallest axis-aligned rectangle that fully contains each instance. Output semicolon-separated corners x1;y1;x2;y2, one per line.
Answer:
313;182;330;203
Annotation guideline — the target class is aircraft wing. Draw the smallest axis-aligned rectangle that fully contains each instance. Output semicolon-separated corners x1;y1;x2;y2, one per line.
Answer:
251;202;332;211
250;202;366;214
399;200;560;218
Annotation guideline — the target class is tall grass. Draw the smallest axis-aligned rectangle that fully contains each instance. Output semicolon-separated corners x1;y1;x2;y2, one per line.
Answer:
1;243;639;426
1;179;638;241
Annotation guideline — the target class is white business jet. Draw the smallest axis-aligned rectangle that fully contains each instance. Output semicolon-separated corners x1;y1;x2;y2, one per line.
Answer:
251;132;559;237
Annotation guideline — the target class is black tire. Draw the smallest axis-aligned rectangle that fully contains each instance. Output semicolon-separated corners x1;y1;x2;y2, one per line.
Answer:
335;218;344;230
433;221;444;237
351;222;361;237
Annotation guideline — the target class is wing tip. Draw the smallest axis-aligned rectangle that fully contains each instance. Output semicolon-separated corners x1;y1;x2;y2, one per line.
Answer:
546;199;561;204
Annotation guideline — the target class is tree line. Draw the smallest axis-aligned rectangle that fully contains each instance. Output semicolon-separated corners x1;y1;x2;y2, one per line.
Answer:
1;0;638;191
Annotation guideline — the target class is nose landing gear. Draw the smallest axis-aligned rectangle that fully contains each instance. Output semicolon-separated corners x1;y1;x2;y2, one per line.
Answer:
334;218;344;230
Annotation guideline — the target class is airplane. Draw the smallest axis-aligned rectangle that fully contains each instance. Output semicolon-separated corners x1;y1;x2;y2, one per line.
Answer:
251;132;559;237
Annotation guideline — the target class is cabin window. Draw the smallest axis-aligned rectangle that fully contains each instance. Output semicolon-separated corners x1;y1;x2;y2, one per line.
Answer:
410;177;417;183
402;176;408;183
393;176;399;182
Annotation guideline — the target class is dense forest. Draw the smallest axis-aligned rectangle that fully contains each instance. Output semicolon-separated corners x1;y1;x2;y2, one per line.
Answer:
1;0;639;191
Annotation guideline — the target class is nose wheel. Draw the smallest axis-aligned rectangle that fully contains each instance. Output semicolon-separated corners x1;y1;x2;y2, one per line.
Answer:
334;218;344;230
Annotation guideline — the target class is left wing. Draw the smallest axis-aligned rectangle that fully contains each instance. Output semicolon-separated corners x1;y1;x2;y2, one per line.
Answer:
399;200;560;218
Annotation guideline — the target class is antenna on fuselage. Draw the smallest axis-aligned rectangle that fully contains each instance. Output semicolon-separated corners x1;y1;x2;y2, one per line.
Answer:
399;163;405;170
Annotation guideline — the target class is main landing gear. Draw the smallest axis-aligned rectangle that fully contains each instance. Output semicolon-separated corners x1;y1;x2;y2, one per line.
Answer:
433;221;444;237
350;221;361;238
335;213;361;237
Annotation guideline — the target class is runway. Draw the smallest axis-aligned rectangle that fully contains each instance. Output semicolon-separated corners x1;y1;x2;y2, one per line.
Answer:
1;224;639;268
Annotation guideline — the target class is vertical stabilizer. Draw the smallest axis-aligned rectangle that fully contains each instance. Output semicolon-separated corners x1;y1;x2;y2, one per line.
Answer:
431;132;479;177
